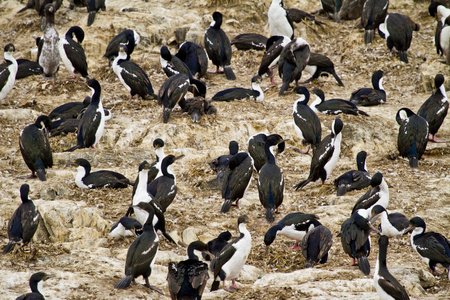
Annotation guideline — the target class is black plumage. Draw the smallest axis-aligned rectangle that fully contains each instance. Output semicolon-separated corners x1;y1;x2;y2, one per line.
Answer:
311;88;369;116
320;0;343;21
257;134;286;223
396;108;429;168
417;74;448;143
48;96;90;120
19;115;53;181
207;231;232;257
87;0;106;26
221;152;253;213
50;118;80;137
211;75;263;102
167;241;210;300
294;119;343;190
287;8;326;25
18;0;62;30
64;79;106;152
114;202;164;294
292;86;322;154
373;236;410;300
16;272;53;300
175;42;208;79
429;2;450;57
210;140;239;185
0;43;18;101
113;44;155;100
4;184;41;254
59;26;88;78
258;35;290;85
278;38;310;96
104;29;140;64
301;224;333;268
72;158;132;189
351;172;389;218
15;58;42;79
334;151;371;196
231;33;268;51
302;52;344;86
361;0;389;44
179;97;217;122
204;12;236;80
158;74;190;123
264;212;321;250
338;0;365;20
338;211;372;275
248;133;285;172
405;217;450;279
109;217;142;238
350;70;386;106
147;154;184;212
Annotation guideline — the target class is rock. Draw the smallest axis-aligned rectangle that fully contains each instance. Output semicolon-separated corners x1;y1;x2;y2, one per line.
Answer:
420;60;450;92
182;227;198;244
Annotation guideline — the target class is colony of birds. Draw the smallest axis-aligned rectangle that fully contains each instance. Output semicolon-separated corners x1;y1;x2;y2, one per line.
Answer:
1;0;450;299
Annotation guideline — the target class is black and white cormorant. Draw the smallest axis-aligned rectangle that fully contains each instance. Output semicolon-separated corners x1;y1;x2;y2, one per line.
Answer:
350;70;387;106
278;38;310;96
338;210;372;275
131;139;166;199
396;107;429;168
210;215;252;292
351;172;389;219
167;241;210;300
292;86;322;154
248;133;286;172
417;73;448;143
64;79;106;151
114;202;164;294
294;119;343;190
87;0;106;26
264;212;321;250
301;224;333;268
320;0;343;22
211;75;263;102
258;35;291;85
378;13;420;63
19;115;53;181
368;205;409;238
159;46;206;98
204;11;236;80
405;217;450;279
175;41;208;79
231;33;268;51
38;4;60;78
50;108;110;137
113;44;155;100
0;43;18;101
210;140;239;185
429;1;450;58
72;158;132;189
221;152;253;213
373;235;410;300
109;217;142;238
146;154;184;213
16;58;43;79
268;0;294;38
4;184;41;254
58;26;88;79
16;272;53;300
258;134;287;223
302;52;344;86
334;151;371;196
48;96;90;120
361;0;389;44
104;29;140;65
158;73;190;123
310;88;369;116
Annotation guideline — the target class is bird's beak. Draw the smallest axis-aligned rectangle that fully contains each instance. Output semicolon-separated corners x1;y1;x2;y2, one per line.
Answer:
403;225;414;235
278;139;289;145
175;154;185;161
367;221;379;234
368;214;380;224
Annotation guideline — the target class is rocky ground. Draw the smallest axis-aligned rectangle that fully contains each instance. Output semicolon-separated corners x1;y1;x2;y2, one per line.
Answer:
1;0;449;299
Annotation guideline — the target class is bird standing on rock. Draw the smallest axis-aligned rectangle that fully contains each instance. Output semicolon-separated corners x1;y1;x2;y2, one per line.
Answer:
0;43;18;101
104;29;140;65
158;74;190;123
204;11;236;80
58;26;88;79
278;38;310;96
351;172;389;218
38;4;60;78
361;0;389;44
301;224;333;268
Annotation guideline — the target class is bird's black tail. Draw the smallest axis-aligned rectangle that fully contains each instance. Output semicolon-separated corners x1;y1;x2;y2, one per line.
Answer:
331;70;344;86
36;168;47;181
279;81;290;96
64;144;81;152
221;199;232;213
357;109;369;116
409;156;419;168
114;275;133;289
294;179;310;191
210;280;220;291
364;29;374;44
163;108;171;123
399;51;408;63
336;185;347;196
357;256;370;275
87;12;96;26
223;65;236;80
266;207;275;223
3;242;15;254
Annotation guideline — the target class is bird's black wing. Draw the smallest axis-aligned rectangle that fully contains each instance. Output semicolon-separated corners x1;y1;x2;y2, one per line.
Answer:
352;186;380;215
377;277;410;300
63;40;88;76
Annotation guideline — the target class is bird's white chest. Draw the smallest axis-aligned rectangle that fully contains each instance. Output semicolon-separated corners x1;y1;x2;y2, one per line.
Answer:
268;4;292;37
222;229;251;280
75;166;89;188
58;37;75;75
279;224;306;241
93;101;106;146
0;59;17;100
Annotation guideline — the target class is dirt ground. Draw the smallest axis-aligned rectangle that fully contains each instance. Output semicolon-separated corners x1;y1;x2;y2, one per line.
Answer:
0;0;449;299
